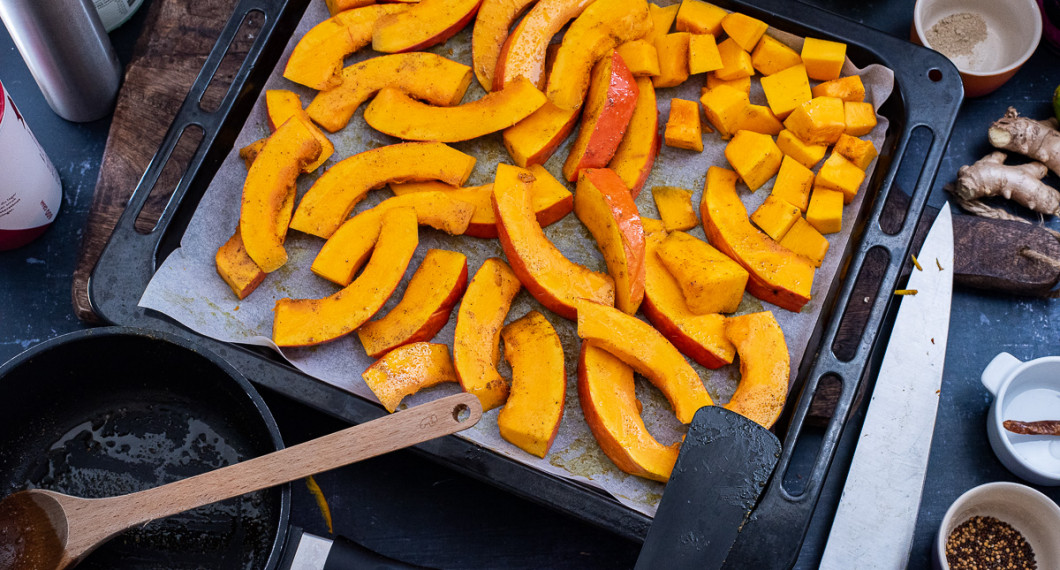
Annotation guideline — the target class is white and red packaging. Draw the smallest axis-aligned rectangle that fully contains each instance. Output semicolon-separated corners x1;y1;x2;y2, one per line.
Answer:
0;80;62;251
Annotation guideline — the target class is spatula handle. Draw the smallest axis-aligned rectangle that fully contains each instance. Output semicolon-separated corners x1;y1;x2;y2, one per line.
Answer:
89;393;481;532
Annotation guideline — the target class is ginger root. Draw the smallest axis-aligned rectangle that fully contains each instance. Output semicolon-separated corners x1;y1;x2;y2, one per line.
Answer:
951;151;1060;216
988;107;1060;177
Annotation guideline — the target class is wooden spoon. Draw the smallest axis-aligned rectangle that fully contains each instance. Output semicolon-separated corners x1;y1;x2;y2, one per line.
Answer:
0;392;481;570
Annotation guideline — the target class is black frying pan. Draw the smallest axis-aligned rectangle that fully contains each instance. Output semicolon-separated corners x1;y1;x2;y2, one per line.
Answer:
0;327;289;569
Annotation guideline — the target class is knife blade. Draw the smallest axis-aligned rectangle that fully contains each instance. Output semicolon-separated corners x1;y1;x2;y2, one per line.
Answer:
819;202;954;568
281;526;428;570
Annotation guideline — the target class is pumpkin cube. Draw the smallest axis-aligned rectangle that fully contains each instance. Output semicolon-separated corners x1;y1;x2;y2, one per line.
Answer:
652;186;698;231
703;72;751;95
759;63;812;119
844;101;877;136
724;130;783;191
751;35;802;75
751;194;801;241
665;98;704;152
688;33;723;74
816;152;866;203
645;2;680;43
834;133;878;170
801;37;846;81
720;12;768;52
771;155;814;211
806;186;844;234
674;0;726;35
700;84;749;138
654;33;691;88
779;217;829;267
657;231;749;314
783;96;845;145
739;104;783;136
617;40;661;77
776;129;827;169
715;38;754;81
811;75;865;102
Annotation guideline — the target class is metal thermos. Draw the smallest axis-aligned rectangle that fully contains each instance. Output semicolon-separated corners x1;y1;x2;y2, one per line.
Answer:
0;0;121;122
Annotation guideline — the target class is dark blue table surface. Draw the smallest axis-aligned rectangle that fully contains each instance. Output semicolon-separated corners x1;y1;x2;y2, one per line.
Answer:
2;1;1059;568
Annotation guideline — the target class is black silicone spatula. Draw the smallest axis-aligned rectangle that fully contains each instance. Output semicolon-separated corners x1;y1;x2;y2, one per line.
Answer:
636;406;781;569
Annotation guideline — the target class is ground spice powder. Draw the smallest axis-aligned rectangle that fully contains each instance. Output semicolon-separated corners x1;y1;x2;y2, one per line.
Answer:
927;12;988;58
945;515;1037;570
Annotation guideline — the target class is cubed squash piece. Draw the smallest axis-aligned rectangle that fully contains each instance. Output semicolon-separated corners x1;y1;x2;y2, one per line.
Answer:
699;84;749;138
656;231;749;314
665;98;703;151
688;34;723;74
738;104;783;136
783;96;845;145
759;64;811;119
811;75;865;102
654;33;691;88
704;72;750;94
618;40;661;76
714;38;754;81
844;101;877;136
750;194;801;241
816;152;866;203
645;2;680;44
834;133;878;170
801;37;846;81
674;0;726;35
720;12;768;52
806;186;844;234
771;155;814;211
779;217;829;267
724;130;783;191
776;129;827;169
751;35;801;75
652;186;698;231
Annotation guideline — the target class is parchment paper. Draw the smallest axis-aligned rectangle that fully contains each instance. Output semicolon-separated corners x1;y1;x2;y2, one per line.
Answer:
140;1;895;518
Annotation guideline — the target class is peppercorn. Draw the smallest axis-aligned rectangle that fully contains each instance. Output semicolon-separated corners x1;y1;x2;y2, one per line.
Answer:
945;515;1037;570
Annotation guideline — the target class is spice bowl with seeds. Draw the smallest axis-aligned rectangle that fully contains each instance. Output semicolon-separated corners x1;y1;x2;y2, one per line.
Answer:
912;0;1042;97
934;482;1060;570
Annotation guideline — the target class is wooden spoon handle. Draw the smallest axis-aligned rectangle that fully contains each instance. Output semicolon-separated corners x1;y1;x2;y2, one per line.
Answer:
83;392;481;533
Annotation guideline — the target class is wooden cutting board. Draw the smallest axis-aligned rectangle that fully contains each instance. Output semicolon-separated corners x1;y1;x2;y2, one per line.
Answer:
71;0;244;323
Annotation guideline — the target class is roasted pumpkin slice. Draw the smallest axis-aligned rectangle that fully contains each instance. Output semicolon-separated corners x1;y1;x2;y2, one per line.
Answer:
362;342;459;412
497;311;566;458
723;311;790;428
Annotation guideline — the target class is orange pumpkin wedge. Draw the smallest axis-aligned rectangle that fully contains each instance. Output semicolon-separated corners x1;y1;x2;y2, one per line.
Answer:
282;4;407;90
306;53;472;133
723;311;791;428
264;90;334;172
362;342;459;412
497;311;566;458
502;101;581;168
574;168;645;315
561;50;639;182
640;219;736;369
575;298;713;424
289;142;475;239
492;163;615;320
363;78;546;143
311;192;475;286
215;228;266;300
272;208;418;347
471;0;539;90
372;0;484;53
492;0;595;90
357;249;469;358
578;343;679;482
240;117;322;273
453;257;522;411
607;76;659;198
700;166;814;312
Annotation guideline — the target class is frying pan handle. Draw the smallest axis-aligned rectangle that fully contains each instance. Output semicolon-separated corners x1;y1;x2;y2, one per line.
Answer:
89;0;307;325
713;1;964;568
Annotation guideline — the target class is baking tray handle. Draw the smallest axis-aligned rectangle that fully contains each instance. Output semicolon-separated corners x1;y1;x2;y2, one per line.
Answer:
718;3;964;567
89;0;307;323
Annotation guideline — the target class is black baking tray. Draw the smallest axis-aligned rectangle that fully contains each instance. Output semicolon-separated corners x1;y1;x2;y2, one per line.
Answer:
87;0;963;566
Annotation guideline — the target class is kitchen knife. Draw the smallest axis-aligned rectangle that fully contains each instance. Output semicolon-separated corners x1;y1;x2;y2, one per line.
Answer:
818;202;954;568
280;525;429;570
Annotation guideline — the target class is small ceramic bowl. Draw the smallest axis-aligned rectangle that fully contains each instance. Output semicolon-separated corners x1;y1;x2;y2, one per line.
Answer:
981;352;1060;486
934;482;1060;569
913;0;1042;97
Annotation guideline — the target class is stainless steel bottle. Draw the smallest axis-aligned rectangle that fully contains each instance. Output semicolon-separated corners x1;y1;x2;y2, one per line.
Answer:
0;0;121;122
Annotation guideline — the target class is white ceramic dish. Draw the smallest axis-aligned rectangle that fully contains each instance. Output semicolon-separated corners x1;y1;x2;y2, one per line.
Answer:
934;482;1060;569
981;352;1060;486
913;0;1042;96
